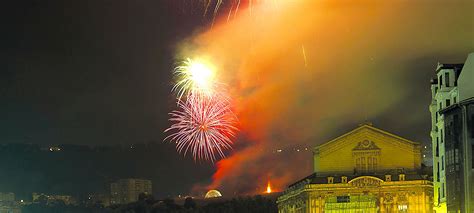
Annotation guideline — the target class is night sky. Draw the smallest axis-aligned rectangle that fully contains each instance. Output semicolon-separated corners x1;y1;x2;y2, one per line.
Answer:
1;0;473;198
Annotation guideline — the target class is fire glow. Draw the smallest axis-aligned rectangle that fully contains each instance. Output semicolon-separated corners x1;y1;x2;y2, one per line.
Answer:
265;181;272;193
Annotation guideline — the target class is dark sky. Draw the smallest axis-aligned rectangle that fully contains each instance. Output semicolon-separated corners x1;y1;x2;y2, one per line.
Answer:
1;0;203;145
0;1;220;198
1;0;473;198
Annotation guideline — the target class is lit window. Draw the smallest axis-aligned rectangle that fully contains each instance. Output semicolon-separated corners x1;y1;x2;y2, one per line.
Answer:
398;204;408;211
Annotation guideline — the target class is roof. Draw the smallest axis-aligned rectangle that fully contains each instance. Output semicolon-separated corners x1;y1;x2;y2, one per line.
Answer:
436;63;464;74
439;97;474;115
315;124;419;151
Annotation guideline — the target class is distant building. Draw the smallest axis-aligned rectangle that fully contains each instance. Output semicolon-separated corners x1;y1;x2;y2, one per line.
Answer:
438;53;474;213
32;193;76;205
430;53;474;213
277;124;433;212
0;193;14;202
111;179;152;204
0;205;21;213
87;194;111;207
0;192;19;213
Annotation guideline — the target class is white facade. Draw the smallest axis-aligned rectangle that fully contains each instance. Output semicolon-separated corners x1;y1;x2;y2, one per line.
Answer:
429;62;464;212
458;53;474;102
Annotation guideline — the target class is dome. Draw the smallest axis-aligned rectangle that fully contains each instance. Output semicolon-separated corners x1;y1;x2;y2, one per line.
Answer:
204;189;222;198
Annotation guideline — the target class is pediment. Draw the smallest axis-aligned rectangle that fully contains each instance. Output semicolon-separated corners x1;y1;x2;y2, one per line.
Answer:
315;124;419;156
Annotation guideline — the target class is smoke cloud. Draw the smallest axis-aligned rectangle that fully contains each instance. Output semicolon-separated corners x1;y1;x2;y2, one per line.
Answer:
180;0;474;196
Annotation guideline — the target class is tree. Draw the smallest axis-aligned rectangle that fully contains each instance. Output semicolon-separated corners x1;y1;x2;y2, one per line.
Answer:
183;197;196;209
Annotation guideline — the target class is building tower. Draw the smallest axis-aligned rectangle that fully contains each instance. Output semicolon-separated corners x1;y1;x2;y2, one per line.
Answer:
429;62;464;213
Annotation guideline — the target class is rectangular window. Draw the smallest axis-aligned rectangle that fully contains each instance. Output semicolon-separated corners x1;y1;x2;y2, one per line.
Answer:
471;114;474;138
442;156;445;170
436;140;439;157
439;102;443;110
455;149;459;164
439;75;443;87
361;157;366;172
454;97;457;103
437;162;440;182
337;196;350;203
442;183;445;198
445;73;450;87
438;187;441;203
446;99;451;107
367;157;372;172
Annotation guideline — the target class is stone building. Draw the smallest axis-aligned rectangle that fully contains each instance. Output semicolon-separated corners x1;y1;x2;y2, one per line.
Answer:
430;52;474;213
111;178;152;204
438;53;474;213
277;124;433;212
429;62;464;212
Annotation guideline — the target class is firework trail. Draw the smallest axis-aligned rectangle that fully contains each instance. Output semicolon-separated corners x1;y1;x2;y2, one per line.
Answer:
165;94;238;162
211;0;223;27
301;44;307;67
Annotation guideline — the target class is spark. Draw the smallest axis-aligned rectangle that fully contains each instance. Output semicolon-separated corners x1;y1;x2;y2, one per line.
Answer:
165;94;238;162
203;0;212;17
211;0;223;27
234;0;241;18
301;44;307;67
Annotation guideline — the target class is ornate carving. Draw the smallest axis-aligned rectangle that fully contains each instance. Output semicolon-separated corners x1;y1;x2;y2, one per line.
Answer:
353;140;380;152
384;193;394;204
348;176;383;187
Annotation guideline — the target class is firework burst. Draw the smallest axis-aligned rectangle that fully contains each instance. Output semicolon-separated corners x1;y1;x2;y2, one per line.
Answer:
165;94;238;162
173;58;217;100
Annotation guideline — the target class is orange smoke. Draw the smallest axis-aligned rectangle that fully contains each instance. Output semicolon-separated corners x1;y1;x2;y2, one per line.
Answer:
180;0;474;196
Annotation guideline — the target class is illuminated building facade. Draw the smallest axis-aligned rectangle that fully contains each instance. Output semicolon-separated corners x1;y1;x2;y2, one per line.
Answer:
111;179;152;204
430;52;474;213
429;62;464;212
438;53;474;213
277;124;433;212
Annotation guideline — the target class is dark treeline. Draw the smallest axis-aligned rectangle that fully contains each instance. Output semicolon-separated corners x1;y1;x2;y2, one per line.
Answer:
0;143;214;199
21;195;277;213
